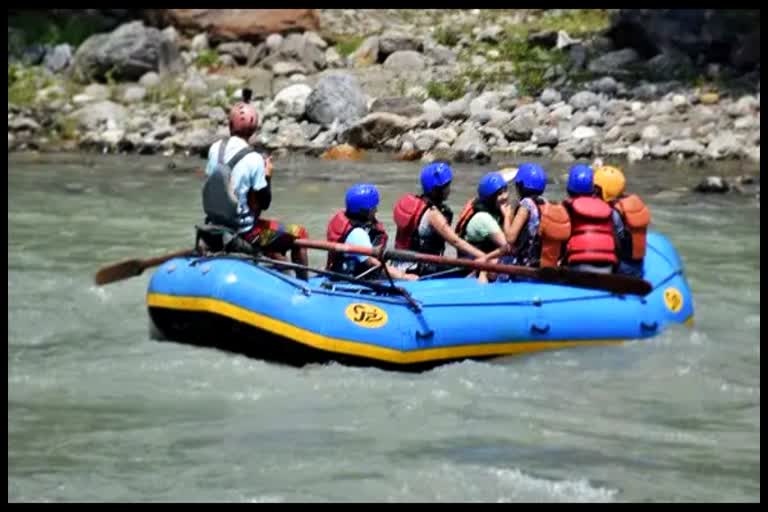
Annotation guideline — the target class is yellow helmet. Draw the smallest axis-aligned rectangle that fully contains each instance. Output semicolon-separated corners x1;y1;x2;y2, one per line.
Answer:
593;165;626;202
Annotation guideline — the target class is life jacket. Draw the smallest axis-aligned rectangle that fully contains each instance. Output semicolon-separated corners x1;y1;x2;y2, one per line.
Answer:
325;210;388;273
513;198;572;268
613;194;650;260
455;198;503;255
392;194;454;254
563;196;618;266
202;137;254;229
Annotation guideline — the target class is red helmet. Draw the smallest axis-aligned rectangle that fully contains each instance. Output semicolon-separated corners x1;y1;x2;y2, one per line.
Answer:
228;102;259;136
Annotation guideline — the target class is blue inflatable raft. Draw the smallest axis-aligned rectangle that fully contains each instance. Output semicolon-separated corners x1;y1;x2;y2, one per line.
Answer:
146;231;694;371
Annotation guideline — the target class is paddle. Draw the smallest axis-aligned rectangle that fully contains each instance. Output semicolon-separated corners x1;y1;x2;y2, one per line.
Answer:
293;239;652;296
94;248;195;286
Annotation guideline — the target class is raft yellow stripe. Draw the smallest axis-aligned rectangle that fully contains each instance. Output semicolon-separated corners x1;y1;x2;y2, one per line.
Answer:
147;293;624;364
684;315;695;328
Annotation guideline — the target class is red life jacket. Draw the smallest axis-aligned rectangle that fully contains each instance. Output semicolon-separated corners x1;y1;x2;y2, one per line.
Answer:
325;210;388;270
393;194;430;250
392;194;454;253
563;196;618;266
613;194;650;260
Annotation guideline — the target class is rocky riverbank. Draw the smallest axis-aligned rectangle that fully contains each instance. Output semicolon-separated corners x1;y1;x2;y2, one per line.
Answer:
8;9;760;178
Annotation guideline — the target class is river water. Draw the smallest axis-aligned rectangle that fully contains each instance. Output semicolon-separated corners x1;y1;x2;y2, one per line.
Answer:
8;152;760;502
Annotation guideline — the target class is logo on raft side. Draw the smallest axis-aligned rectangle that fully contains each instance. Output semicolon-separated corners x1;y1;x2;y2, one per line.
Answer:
663;287;684;313
345;303;388;328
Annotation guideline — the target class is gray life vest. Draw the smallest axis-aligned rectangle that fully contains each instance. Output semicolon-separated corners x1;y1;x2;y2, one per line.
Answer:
201;137;254;229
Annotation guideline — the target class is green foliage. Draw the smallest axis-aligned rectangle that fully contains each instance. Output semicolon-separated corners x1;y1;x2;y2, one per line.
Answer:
9;12;106;47
195;49;220;68
426;77;467;102
8;64;54;106
335;35;365;57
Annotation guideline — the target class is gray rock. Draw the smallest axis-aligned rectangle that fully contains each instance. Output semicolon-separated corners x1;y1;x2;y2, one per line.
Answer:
43;44;73;73
668;138;706;156
83;84;111;101
423;42;456;66
265;34;283;53
694;176;730;193
305;31;328;49
383;50;426;71
122;86;146;104
266;83;312;119
378;31;423;57
568;43;588;70
539;88;562;106
245;68;274;99
627;145;645;162
618;115;637;126
726;95;759;117
442;97;470;120
370;97;424;117
569;91;600;111
604;125;622;141
8;116;41;132
733;115;758;130
217;42;254;65
306;72;368;127
268;123;308;149
550;104;573;121
503;113;536;141
325;47;344;68
572;126;598;140
587;48;639;75
552;148;576;163
271;61;307;76
452;127;490;163
706;131;744;159
645;50;694;80
191;33;209;52
71;21;181;83
139;71;161;88
67;101;128;130
591;76;619;95
343;112;412;148
484;109;513;128
641;124;661;142
532;127;559;147
476;25;503;44
584;109;606;127
277;33;326;72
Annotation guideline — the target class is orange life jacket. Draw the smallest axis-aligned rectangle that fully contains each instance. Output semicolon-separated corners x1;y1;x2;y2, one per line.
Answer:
613;194;650;260
325;210;388;270
563;196;618;266
536;202;572;267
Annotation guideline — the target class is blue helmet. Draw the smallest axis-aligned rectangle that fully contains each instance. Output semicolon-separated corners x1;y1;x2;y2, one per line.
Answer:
420;162;453;194
345;183;380;215
567;164;594;195
477;172;507;200
514;162;548;194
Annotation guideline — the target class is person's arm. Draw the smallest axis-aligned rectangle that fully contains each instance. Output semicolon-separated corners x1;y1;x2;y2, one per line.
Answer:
505;206;529;246
247;154;272;213
427;208;487;260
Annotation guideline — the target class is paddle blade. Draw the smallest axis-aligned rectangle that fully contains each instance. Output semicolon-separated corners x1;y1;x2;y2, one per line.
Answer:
94;259;144;286
538;267;652;296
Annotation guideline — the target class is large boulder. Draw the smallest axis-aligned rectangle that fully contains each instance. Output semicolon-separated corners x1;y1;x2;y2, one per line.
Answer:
607;9;760;71
144;9;320;42
70;21;181;83
305;72;368;127
342;112;412;148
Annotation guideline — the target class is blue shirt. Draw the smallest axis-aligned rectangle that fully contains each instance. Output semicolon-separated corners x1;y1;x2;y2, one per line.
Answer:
344;227;372;263
205;137;268;233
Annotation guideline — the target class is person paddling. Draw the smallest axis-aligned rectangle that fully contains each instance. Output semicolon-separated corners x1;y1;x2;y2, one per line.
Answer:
326;183;418;281
391;161;489;276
